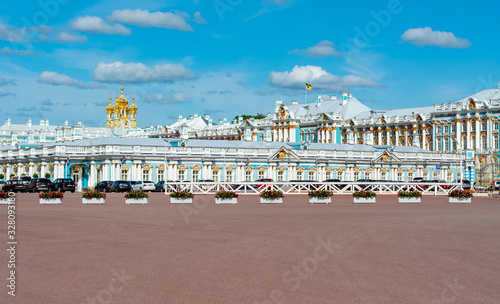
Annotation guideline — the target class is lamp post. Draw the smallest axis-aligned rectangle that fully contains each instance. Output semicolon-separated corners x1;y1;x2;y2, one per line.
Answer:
453;138;463;186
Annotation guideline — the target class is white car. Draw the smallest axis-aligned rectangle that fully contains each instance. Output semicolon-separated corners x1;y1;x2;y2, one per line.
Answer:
132;181;155;191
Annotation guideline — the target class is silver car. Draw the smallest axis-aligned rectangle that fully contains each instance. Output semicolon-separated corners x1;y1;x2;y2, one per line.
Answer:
131;180;155;191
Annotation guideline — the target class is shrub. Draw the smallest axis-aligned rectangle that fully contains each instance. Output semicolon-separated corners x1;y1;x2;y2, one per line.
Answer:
0;192;10;199
45;173;51;179
260;190;284;200
170;190;194;199
214;190;238;200
39;192;64;199
397;190;422;198
33;173;39;178
448;189;473;199
308;190;333;199
353;190;376;198
125;191;148;199
0;174;4;180
82;191;106;200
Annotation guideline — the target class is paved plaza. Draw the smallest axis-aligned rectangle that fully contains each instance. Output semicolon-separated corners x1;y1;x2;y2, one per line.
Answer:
1;193;499;304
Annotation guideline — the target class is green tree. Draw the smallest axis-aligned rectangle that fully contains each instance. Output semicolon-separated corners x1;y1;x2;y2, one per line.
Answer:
233;113;266;121
45;172;51;179
0;174;4;180
33;173;39;178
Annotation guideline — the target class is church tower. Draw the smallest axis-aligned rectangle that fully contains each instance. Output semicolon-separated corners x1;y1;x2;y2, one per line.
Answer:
105;83;138;134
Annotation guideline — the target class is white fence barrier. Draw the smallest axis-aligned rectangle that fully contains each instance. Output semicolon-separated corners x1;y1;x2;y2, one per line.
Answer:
164;181;462;196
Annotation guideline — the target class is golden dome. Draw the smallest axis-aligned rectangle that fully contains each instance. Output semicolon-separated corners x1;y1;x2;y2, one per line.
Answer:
106;93;113;112
129;93;137;111
115;84;128;106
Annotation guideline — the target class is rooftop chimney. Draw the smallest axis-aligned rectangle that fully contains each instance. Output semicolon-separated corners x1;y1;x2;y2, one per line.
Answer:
238;116;243;123
341;93;349;105
5;118;11;127
63;120;68;126
208;119;213;126
317;95;322;106
178;115;183;121
204;114;210;120
330;95;337;100
26;119;32;127
291;100;298;105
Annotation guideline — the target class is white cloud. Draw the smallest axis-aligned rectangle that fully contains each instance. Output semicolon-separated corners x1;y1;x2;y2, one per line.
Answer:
37;71;105;89
0;22;26;42
143;92;192;104
108;9;193;31
0;47;36;56
269;65;383;93
0;77;16;86
401;27;471;48
70;16;131;35
92;61;195;83
289;41;343;57
0;88;15;97
193;12;207;24
54;31;88;43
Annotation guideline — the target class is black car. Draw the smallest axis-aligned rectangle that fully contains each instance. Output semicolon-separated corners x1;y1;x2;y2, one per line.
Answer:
20;176;31;185
110;180;132;192
26;178;51;193
2;180;27;193
50;178;75;192
95;181;113;192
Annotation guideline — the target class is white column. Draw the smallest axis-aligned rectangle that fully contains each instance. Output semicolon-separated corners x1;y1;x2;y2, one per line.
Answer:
89;162;96;187
102;161;110;181
475;118;480;150
456;119;461;150
487;117;491;149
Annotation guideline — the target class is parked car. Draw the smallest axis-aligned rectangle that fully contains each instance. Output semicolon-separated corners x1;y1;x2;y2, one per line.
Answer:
356;179;377;190
110;180;132;192
452;179;471;189
20;176;31;185
155;181;165;192
2;180;27;192
95;181;113;192
254;178;274;189
132;180;155;191
26;178;51;193
494;181;500;190
50;178;75;192
324;179;347;189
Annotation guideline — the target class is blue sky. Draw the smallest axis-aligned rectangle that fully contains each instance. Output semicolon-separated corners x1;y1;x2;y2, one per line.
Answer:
0;0;499;127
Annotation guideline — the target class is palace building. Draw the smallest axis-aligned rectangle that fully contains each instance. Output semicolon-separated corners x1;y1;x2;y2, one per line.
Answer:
2;83;500;187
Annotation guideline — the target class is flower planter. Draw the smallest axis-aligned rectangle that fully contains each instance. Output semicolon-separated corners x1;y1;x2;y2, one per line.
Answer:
83;198;105;205
309;197;331;204
40;198;62;205
125;198;148;205
215;198;238;204
353;197;376;204
449;197;471;204
398;197;421;203
170;197;193;204
0;199;11;205
260;198;283;204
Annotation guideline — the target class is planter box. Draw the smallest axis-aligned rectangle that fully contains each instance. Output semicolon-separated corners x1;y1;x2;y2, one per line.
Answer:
260;198;283;204
215;198;238;204
0;199;12;205
398;197;421;203
125;198;148;205
40;198;62;205
83;198;105;205
170;197;193;204
353;197;376;204
309;197;331;204
449;197;471;203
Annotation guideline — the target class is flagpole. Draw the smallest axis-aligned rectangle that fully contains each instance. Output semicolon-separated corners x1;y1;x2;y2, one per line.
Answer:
305;87;307;104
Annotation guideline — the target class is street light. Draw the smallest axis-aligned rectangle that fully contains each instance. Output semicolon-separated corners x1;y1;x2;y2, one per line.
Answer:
453;138;464;186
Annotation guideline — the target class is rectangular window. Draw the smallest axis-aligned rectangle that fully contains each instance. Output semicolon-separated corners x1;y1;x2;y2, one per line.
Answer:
157;170;164;182
178;170;185;181
142;169;150;181
337;171;343;181
226;170;233;182
423;172;429;180
381;172;387;181
447;172;453;183
297;171;303;181
245;171;252;182
258;171;265;180
277;171;284;182
364;171;370;179
408;172;414;181
397;172;404;181
308;171;314;181
494;121;499;131
121;169;128;180
213;171;219;182
325;172;331;180
353;172;359;181
192;170;199;182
